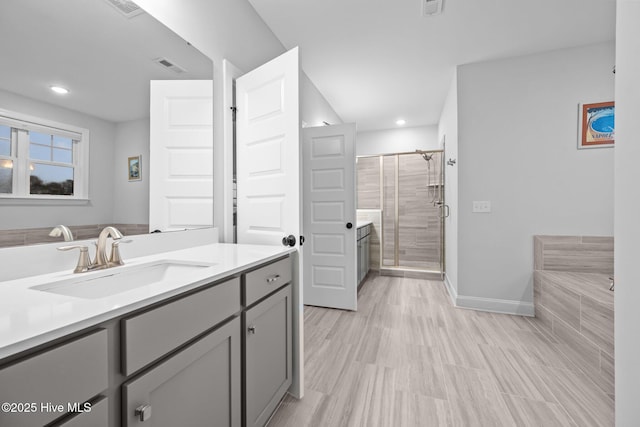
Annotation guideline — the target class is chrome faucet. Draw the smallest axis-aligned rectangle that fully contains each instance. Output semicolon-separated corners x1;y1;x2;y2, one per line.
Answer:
49;225;74;241
58;226;131;273
94;226;124;268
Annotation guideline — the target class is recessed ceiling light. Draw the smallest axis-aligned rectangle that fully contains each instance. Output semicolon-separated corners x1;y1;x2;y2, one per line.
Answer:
396;119;406;126
50;86;69;95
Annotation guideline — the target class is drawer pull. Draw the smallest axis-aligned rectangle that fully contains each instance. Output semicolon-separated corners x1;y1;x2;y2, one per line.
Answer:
248;325;256;334
266;274;280;283
135;404;152;422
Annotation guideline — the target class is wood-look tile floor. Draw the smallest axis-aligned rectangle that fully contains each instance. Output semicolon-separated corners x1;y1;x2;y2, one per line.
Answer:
267;274;614;427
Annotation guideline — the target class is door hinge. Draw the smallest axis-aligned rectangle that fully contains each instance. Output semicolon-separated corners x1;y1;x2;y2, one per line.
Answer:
230;106;237;122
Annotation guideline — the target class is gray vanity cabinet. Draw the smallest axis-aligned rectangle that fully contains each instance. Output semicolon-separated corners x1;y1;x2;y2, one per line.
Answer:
0;329;108;427
123;317;241;427
244;285;292;427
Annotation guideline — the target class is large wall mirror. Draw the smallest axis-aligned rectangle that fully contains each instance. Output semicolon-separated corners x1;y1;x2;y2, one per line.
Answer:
0;0;213;246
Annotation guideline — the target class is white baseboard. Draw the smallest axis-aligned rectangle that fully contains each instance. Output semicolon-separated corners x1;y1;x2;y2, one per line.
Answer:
455;294;535;317
442;274;534;316
443;274;457;306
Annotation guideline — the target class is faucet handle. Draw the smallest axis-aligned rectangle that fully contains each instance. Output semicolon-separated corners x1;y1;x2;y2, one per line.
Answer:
109;239;132;266
58;245;91;273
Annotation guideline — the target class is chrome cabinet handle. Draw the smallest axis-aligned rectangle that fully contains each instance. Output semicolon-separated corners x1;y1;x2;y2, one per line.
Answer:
248;325;256;334
135;404;152;422
266;274;280;283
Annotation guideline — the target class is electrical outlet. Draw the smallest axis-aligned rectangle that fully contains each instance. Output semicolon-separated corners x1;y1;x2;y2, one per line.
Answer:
472;201;491;213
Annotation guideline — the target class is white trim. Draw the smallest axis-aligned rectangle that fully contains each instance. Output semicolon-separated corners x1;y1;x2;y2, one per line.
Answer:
443;273;533;316
443;273;457;306
455;294;535;317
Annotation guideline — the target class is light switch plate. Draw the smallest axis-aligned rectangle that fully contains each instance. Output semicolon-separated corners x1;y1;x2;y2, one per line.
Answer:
472;201;491;213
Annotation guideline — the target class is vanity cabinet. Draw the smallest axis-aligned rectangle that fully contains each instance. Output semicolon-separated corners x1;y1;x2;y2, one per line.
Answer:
357;224;371;287
0;329;108;427
56;397;109;427
244;285;292;427
123;318;241;427
0;253;292;427
122;277;240;376
242;256;293;427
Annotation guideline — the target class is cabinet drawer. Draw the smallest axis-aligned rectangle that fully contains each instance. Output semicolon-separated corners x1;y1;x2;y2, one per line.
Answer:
54;396;108;427
123;318;241;427
0;329;108;427
244;257;292;306
122;277;240;376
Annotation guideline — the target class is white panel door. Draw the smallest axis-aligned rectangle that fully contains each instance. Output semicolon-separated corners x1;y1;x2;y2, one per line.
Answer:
149;80;213;232
303;124;357;311
236;48;300;247
236;47;303;398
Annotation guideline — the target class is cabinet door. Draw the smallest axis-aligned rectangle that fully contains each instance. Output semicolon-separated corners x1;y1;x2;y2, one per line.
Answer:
123;318;241;427
245;285;292;427
357;238;362;284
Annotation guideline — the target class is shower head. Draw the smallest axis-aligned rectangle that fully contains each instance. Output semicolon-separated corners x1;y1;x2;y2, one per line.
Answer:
415;150;433;161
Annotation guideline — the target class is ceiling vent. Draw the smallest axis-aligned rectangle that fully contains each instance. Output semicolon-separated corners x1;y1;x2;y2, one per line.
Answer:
153;57;187;74
422;0;443;16
104;0;144;19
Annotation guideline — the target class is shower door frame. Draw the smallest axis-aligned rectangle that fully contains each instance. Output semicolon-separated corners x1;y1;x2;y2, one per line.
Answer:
357;149;445;275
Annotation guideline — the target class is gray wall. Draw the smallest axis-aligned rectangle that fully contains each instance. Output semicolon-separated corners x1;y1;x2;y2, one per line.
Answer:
614;2;640;424
455;42;614;310
113;118;150;225
0;89;116;230
356;125;439;156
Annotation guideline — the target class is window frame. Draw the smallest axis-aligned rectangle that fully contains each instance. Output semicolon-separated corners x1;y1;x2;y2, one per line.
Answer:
0;109;90;202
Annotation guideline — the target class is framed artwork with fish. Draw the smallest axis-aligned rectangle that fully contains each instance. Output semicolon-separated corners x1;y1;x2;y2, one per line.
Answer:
578;101;615;149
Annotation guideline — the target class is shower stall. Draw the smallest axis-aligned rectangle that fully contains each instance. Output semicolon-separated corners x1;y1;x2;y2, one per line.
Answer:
357;150;445;277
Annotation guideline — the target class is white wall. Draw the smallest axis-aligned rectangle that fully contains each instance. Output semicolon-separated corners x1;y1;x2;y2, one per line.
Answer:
438;71;459;300
614;2;640;424
456;42;614;313
0;89;116;230
301;72;343;127
113;118;150;224
356;125;439;156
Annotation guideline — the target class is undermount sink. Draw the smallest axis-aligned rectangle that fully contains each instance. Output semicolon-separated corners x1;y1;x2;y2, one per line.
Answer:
31;260;216;299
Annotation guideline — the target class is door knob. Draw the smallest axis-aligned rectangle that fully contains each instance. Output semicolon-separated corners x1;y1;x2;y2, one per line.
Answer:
346;222;353;229
282;235;296;247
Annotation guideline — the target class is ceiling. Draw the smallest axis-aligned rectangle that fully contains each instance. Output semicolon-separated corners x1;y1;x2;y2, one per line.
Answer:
248;0;616;131
0;0;212;123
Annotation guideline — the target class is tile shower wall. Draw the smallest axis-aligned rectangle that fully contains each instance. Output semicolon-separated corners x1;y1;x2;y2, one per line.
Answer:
357;152;443;271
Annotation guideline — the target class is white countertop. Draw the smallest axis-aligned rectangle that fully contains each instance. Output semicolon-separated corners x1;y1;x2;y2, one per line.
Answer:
0;243;294;360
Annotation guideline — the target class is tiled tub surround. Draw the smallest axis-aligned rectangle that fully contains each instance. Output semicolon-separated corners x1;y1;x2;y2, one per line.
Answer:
0;223;149;248
533;235;614;398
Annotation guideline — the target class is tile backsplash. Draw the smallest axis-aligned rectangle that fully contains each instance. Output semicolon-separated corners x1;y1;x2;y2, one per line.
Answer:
0;224;149;248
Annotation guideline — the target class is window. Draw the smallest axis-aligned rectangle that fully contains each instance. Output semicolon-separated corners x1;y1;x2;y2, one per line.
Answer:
0;110;89;200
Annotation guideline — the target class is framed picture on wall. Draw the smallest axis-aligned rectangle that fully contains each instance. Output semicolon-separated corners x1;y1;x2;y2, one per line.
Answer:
128;155;141;181
578;101;615;149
